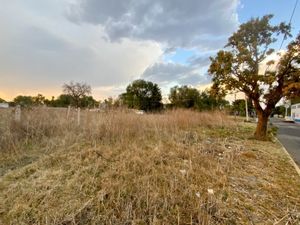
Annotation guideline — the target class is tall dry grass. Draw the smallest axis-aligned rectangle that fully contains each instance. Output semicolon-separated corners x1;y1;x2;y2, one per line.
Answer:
0;107;230;154
0;107;299;225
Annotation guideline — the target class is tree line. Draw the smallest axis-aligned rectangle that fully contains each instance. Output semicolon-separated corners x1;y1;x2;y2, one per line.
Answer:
2;78;283;118
1;80;230;112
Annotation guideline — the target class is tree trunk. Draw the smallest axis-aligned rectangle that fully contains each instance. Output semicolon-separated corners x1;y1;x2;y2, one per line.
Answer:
254;112;269;140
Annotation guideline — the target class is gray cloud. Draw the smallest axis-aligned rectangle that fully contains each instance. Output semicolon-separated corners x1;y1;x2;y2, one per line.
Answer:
68;0;239;48
0;1;162;99
0;0;240;100
141;61;211;86
0;26;99;88
0;24;161;93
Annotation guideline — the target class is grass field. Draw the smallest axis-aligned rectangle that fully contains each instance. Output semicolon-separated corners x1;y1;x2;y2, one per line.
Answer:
0;107;299;224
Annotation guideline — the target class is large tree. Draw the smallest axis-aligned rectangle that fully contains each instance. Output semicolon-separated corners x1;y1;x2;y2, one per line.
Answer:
121;79;162;111
53;94;73;107
282;34;300;99
209;15;299;140
169;85;200;108
14;95;34;107
63;82;92;107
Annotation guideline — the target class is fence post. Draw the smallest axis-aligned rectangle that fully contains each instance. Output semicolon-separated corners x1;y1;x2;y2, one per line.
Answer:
67;105;71;119
15;105;21;122
77;107;80;126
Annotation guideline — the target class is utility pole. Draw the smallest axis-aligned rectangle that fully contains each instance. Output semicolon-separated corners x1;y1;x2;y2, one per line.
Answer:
234;92;237;120
284;99;291;119
245;94;249;122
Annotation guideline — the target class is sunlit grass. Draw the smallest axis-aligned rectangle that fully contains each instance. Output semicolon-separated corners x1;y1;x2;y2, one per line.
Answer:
0;108;299;224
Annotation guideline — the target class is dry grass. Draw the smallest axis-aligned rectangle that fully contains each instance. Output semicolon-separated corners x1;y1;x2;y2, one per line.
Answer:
0;108;299;224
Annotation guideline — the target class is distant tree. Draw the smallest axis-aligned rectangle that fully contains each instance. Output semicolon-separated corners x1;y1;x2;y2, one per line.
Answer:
13;95;34;107
197;90;229;111
33;94;46;106
104;97;114;108
44;96;54;107
231;99;254;117
63;82;92;107
169;85;200;108
169;86;228;111
81;96;97;108
121;79;162;111
208;15;300;140
272;105;285;117
112;97;122;108
53;94;73;107
0;98;6;103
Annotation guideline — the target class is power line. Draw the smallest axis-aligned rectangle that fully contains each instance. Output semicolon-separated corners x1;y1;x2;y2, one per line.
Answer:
265;0;299;75
279;0;299;50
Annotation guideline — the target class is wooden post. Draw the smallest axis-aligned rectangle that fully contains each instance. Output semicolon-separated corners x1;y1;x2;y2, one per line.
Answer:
15;105;21;122
77;107;80;126
67;105;71;119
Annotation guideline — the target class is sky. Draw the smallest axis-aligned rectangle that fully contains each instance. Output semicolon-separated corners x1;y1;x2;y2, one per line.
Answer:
0;0;299;101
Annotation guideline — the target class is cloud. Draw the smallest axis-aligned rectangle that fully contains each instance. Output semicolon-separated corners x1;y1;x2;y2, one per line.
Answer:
0;1;162;100
68;0;239;48
0;0;241;100
141;59;211;87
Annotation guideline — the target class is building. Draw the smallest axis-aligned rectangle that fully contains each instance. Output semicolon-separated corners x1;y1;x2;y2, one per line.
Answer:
291;103;300;123
0;103;9;108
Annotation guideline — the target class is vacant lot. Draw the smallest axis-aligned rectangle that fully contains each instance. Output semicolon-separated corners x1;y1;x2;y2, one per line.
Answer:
0;108;299;225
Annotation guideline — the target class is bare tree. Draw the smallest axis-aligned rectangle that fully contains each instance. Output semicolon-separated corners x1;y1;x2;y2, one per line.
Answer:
63;82;92;107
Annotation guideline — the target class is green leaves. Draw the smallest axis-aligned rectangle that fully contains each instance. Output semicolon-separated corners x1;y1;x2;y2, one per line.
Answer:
121;79;162;111
169;85;200;108
168;85;228;111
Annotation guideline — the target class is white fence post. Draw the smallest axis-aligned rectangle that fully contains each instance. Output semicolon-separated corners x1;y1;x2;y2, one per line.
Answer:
67;105;71;119
77;107;80;126
15;105;21;122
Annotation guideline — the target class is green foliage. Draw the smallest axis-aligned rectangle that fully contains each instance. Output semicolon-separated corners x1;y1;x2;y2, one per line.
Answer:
52;94;73;107
272;106;285;117
11;93;97;108
197;91;229;111
104;97;114;108
13;95;34;107
121;79;162;111
168;85;228;111
80;96;97;108
231;99;254;116
0;98;6;103
44;94;97;108
32;94;46;106
169;85;199;108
